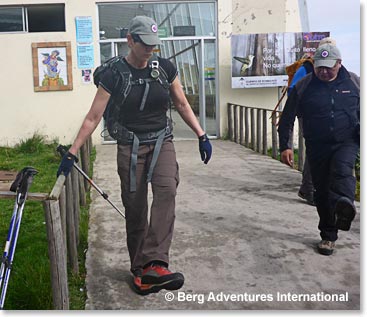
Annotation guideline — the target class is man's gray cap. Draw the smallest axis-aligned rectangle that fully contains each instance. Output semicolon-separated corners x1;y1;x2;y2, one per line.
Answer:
313;43;342;68
128;16;161;45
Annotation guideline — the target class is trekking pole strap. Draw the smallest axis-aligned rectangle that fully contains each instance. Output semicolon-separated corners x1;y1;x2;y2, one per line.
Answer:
9;167;38;205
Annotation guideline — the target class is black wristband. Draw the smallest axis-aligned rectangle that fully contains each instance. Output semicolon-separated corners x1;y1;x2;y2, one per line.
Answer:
67;151;78;163
199;134;208;141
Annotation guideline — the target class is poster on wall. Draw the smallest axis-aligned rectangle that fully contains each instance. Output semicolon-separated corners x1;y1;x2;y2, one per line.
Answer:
31;41;73;92
77;44;95;69
231;32;330;88
75;16;93;43
81;69;92;84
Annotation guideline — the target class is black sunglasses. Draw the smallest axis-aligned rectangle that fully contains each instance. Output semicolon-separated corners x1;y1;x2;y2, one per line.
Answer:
131;34;147;45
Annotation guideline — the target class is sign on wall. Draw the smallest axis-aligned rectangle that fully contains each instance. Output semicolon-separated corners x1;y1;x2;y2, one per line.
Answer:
75;16;94;71
31;41;73;92
231;32;330;88
77;45;94;69
75;16;93;43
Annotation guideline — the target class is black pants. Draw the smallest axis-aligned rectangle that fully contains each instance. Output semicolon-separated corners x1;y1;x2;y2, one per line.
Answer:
299;155;314;194
306;139;359;241
298;119;314;195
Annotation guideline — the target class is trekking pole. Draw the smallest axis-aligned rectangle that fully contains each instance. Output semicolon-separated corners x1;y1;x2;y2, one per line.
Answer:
56;145;125;219
0;167;38;309
269;86;287;126
0;200;18;302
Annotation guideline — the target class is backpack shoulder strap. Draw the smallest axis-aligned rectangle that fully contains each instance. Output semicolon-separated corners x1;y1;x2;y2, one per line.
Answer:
154;55;170;89
349;71;360;91
109;57;132;99
295;72;312;99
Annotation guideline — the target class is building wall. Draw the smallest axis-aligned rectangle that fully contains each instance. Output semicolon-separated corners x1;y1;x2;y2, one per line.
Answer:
217;0;304;137
0;0;101;146
0;0;305;146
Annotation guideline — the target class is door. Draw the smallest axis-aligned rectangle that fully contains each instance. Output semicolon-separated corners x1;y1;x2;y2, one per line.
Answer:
97;1;217;142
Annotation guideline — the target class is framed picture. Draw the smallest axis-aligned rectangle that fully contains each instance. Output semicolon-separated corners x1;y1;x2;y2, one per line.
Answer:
32;41;73;92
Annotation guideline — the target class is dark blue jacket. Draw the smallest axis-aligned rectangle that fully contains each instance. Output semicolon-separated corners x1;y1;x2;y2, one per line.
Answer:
278;65;360;152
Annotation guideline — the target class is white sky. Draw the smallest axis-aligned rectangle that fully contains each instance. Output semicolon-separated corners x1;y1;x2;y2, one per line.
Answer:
306;0;361;75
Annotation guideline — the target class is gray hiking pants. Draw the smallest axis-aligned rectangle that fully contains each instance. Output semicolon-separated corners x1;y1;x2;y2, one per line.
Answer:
117;138;179;275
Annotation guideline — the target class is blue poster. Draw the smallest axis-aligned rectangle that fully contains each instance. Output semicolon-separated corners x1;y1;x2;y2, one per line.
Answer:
77;45;94;69
75;16;93;43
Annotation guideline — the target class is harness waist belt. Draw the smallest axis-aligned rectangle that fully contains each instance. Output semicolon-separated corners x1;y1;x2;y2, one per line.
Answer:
118;126;173;192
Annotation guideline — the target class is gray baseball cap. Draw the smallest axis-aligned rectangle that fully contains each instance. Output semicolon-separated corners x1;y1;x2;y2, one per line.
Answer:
128;16;161;46
313;43;342;68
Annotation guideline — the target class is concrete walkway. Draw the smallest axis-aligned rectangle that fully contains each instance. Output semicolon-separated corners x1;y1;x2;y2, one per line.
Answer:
85;140;360;310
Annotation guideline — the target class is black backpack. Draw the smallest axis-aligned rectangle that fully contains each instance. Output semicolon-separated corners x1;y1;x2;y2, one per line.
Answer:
93;54;170;140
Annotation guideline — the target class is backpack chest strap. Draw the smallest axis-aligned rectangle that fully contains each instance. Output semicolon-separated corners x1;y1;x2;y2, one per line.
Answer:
131;78;159;111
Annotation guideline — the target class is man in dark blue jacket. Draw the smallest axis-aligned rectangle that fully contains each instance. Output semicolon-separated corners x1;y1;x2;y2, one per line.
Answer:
278;44;360;256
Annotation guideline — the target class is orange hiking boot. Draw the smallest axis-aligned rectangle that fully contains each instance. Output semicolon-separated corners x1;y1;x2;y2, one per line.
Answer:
133;264;184;295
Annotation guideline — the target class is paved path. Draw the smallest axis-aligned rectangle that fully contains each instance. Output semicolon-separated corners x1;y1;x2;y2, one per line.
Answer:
85;140;360;311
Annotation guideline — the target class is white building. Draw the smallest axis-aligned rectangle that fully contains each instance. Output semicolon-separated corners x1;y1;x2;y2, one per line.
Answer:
0;0;308;146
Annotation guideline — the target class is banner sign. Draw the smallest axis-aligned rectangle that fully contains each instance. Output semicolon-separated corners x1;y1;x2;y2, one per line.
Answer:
231;32;330;88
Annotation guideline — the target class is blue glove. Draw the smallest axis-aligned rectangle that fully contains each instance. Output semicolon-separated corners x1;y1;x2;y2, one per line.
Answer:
57;151;77;177
199;134;212;164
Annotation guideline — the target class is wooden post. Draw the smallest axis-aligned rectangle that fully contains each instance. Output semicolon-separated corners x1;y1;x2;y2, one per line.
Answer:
271;112;278;159
244;107;249;147
43;200;69;309
87;135;93;156
80;143;90;191
65;175;79;275
77;152;87;207
49;175;66;201
262;109;268;155
234;105;239;143
227;104;234;141
250;108;255;150
59;186;67;260
239;107;244;145
71;168;80;246
256;109;261;153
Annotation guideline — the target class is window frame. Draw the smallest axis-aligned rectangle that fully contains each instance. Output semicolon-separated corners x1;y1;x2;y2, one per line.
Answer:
0;6;26;33
0;4;65;34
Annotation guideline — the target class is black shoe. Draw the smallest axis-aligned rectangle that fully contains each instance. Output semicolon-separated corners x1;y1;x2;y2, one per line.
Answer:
335;197;356;231
298;190;315;206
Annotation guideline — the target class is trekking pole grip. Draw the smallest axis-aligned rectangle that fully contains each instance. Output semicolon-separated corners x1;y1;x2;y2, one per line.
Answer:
56;145;79;163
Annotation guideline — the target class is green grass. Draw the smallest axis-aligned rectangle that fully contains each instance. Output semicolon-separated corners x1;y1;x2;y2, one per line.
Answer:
0;133;92;309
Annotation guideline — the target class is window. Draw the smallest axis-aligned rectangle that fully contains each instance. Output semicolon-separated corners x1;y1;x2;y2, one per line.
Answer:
27;5;65;32
0;4;65;33
0;7;24;32
98;2;216;40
